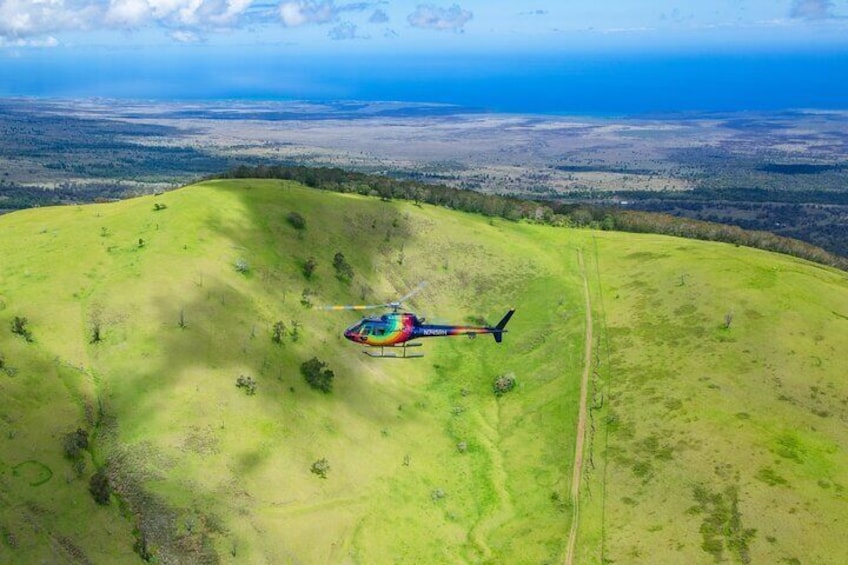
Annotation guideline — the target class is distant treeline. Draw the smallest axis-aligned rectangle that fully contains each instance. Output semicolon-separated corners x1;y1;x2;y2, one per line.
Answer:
0;182;127;211
215;165;848;271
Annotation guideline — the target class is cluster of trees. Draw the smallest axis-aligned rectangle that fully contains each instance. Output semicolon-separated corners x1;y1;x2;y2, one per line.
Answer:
301;357;334;393
235;375;257;395
216;165;847;271
215;165;541;222
60;427;112;504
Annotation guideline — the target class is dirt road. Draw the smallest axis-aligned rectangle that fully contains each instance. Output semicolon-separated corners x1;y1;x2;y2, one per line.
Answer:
565;248;593;565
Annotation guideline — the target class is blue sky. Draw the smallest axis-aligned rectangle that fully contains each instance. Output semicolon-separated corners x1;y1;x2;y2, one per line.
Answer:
1;1;847;112
2;1;847;51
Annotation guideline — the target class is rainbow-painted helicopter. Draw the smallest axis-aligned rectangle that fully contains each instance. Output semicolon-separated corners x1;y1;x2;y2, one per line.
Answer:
322;284;514;358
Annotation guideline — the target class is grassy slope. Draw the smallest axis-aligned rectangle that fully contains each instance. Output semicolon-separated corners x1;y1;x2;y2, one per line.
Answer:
579;236;848;564
0;179;846;563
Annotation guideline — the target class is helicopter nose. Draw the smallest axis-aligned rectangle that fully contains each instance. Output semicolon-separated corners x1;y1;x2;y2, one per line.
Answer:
344;328;357;342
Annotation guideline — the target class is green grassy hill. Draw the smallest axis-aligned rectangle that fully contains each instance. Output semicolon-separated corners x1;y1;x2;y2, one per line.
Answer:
1;179;846;564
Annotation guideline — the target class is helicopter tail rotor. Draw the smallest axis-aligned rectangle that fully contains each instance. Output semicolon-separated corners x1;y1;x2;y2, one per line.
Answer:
492;308;516;343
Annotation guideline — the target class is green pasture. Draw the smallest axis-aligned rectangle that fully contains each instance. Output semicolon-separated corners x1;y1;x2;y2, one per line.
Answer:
1;179;846;563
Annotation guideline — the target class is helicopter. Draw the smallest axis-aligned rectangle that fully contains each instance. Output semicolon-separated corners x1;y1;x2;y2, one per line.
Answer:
322;283;515;358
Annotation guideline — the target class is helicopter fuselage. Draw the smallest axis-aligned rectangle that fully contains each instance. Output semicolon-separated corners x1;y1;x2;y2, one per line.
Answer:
343;310;514;348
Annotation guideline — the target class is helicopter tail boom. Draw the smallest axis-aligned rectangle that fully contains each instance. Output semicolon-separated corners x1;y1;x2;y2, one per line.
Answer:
492;308;515;343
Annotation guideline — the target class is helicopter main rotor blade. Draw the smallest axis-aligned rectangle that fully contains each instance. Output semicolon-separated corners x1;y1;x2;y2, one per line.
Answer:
321;282;427;313
396;281;427;305
320;303;389;311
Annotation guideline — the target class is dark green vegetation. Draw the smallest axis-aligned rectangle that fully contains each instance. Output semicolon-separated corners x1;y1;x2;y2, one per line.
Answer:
300;357;335;393
1;179;847;563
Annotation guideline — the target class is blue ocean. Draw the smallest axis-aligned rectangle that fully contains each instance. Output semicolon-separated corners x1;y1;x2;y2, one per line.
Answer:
3;48;847;115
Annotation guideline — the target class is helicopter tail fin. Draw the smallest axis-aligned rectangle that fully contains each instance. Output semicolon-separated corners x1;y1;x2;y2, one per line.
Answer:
492;308;515;343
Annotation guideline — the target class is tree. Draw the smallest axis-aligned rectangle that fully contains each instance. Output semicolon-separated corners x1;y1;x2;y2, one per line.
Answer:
63;428;89;460
10;316;33;342
301;357;334;393
89;469;111;505
332;252;353;281
235;375;257;395
310;458;330;478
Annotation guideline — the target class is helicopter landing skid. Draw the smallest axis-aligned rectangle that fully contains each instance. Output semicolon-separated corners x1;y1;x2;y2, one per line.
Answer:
364;342;424;359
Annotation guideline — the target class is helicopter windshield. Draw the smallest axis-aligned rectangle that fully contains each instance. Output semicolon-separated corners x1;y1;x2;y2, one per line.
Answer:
345;321;388;337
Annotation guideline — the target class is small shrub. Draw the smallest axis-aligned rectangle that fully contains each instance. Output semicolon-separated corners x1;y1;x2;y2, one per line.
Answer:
234;258;250;274
431;488;446;501
272;321;287;344
90;321;102;344
236;375;257;395
310;458;329;478
133;533;153;562
153;202;168;211
303;257;317;279
493;373;516;396
300;288;314;308
286;211;306;230
301;357;334;393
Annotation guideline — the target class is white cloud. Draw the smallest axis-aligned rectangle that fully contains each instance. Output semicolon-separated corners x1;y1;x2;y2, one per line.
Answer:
407;3;472;32
1;0;255;42
789;0;835;20
0;0;100;39
106;0;151;27
279;0;335;27
109;0;252;27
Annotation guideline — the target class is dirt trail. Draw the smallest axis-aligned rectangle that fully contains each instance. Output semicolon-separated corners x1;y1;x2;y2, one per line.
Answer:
565;248;593;565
